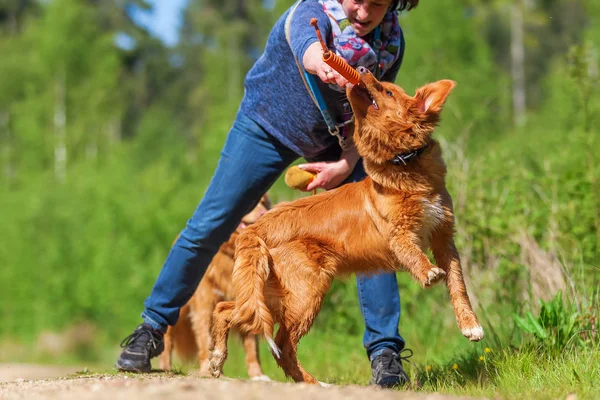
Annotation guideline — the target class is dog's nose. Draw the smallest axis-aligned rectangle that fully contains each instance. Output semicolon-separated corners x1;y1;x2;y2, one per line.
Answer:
357;66;368;75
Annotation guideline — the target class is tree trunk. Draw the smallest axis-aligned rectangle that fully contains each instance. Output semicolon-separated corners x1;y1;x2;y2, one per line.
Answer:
108;116;121;146
1;110;14;186
86;128;98;161
54;69;67;183
510;1;526;127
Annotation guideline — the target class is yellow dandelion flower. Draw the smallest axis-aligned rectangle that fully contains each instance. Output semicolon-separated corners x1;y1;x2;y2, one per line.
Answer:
479;356;485;361
452;363;459;370
425;365;432;372
484;347;492;353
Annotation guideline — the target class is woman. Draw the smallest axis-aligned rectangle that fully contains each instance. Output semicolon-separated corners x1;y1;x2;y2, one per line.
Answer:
116;0;419;388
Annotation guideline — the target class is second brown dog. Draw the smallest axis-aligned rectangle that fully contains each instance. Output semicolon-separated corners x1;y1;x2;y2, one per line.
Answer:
159;194;271;380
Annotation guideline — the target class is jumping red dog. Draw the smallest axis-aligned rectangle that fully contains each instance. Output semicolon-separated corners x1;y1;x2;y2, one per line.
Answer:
210;71;483;384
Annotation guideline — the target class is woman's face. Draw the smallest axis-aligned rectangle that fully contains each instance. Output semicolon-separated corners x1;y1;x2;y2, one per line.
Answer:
341;0;393;37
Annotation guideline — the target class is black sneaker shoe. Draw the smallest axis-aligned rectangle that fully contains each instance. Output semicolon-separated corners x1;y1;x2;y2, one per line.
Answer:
115;323;165;373
369;348;412;388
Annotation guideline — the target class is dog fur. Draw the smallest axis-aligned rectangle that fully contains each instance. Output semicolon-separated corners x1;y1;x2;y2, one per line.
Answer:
159;194;271;380
210;72;484;384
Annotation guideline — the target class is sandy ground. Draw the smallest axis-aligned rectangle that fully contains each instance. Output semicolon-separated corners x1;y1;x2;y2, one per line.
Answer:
0;364;485;400
0;364;83;383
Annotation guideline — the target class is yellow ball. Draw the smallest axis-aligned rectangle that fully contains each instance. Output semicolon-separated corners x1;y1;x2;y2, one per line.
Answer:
284;166;316;191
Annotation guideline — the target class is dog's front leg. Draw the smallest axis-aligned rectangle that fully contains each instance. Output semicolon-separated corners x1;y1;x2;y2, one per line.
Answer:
430;227;484;342
158;329;173;371
191;305;214;377
390;232;446;287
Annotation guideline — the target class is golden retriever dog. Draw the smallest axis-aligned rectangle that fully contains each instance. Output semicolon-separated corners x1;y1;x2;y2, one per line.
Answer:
159;194;271;380
210;71;484;384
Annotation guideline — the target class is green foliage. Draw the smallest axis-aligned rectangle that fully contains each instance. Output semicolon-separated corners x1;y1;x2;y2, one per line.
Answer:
399;0;509;148
515;290;599;353
514;293;580;353
567;42;600;132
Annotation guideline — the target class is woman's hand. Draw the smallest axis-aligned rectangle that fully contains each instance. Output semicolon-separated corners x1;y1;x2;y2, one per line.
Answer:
303;42;349;87
299;142;360;191
299;159;352;191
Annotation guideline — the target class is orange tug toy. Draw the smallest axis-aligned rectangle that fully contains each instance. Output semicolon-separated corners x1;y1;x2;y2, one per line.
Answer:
309;18;361;85
284;19;360;193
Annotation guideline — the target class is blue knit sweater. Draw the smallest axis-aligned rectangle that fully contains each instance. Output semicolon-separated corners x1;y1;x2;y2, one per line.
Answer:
239;0;405;159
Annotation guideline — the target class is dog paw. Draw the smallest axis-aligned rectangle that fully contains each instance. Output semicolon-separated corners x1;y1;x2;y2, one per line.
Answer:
208;349;227;378
209;366;222;378
461;325;485;342
318;381;332;388
250;375;272;382
424;267;446;287
208;364;221;378
208;358;222;378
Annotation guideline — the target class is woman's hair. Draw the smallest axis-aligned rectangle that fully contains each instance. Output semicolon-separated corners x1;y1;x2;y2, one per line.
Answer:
392;0;419;11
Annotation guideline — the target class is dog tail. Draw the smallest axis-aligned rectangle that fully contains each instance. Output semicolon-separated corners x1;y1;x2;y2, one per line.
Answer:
230;233;281;358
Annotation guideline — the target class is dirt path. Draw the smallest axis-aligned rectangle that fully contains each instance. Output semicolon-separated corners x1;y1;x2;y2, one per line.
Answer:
0;364;83;383
0;365;482;400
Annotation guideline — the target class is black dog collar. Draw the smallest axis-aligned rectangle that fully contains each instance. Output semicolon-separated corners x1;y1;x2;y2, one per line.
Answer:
390;143;430;166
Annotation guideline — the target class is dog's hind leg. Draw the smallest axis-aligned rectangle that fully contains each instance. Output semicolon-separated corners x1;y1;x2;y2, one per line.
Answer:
273;262;330;384
241;334;270;381
431;226;484;342
273;325;318;384
209;301;234;378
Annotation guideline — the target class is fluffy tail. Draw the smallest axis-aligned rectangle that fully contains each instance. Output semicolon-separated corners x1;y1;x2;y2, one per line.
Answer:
230;233;280;358
171;325;199;364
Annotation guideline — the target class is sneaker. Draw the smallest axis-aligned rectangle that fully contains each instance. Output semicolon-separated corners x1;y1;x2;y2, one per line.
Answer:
369;348;412;388
115;323;165;373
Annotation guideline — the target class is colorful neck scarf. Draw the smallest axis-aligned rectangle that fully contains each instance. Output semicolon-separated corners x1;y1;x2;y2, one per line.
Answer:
318;0;402;78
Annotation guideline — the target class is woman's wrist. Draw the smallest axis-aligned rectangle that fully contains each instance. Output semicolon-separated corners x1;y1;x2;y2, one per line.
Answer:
339;146;360;174
302;42;323;74
302;42;349;87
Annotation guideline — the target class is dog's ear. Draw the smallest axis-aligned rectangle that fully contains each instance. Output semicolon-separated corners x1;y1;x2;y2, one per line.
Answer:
414;80;456;114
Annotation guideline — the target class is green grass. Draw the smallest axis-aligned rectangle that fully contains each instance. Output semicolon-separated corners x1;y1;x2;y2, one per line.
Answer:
142;329;598;399
416;347;599;399
3;333;598;399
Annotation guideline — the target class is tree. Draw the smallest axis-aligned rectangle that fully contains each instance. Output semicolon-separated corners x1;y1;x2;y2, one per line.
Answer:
174;0;278;162
472;0;588;127
2;0;124;183
0;0;39;35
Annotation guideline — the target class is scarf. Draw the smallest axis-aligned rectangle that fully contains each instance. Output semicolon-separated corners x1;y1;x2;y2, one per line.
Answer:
318;0;402;78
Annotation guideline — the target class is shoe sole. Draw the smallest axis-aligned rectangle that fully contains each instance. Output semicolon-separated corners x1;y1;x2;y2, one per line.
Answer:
370;376;407;388
114;361;151;373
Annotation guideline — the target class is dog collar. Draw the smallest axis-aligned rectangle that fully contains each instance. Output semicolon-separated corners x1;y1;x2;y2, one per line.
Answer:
390;143;430;166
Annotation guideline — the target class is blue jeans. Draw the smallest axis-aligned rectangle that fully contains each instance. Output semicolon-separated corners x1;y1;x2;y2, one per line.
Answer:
142;112;405;358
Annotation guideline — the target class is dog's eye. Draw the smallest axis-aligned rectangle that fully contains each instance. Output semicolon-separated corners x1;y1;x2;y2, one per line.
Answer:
386;90;393;97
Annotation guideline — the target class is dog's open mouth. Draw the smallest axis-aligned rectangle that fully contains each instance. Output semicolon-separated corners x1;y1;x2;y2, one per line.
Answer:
351;83;379;110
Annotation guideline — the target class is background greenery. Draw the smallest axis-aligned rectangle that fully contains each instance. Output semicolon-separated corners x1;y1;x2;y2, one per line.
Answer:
0;0;598;398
